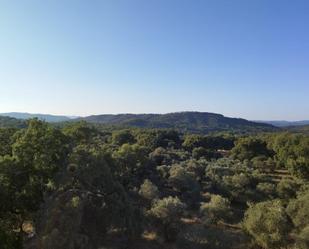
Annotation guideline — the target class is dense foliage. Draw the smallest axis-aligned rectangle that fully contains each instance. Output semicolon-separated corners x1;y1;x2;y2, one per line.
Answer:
0;119;308;249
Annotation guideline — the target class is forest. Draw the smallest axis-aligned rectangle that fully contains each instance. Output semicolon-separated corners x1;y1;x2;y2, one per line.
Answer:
0;119;308;249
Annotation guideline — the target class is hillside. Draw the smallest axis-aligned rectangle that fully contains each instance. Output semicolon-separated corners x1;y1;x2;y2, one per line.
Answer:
79;112;277;133
0;116;26;128
0;112;73;123
286;124;309;134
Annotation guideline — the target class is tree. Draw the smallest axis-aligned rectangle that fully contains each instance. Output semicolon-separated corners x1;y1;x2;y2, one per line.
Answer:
112;143;149;188
287;157;309;180
0;128;17;156
200;194;231;225
287;190;309;249
0;120;68;245
168;165;200;207
112;129;136;146
269;133;309;173
276;178;300;199
222;173;253;202
13;119;68;179
148;196;186;242
135;129;181;149
63;121;105;147
256;182;276;199
184;159;207;182
139;179;159;200
182;134;206;151
192;147;221;160
231;137;273;161
38;145;142;249
182;134;234;152
243;200;291;249
169;165;198;192
149;147;172;165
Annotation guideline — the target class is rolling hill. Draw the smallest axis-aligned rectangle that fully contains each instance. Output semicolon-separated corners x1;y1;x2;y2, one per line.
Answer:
285;124;309;134
0;116;26;128
78;112;277;133
0;112;279;133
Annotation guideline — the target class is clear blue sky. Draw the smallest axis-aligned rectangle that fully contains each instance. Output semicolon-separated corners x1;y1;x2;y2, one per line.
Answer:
0;0;308;120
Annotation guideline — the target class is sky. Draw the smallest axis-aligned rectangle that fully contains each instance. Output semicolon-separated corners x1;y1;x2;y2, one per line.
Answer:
0;0;308;120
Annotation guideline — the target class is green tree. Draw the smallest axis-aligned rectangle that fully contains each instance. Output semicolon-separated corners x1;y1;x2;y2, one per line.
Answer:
139;179;159;200
243;200;291;249
200;194;231;225
276;178;300;199
192;147;221;160
0;128;17;156
148;196;186;242
256;182;276;199
0;119;68;247
287;190;309;249
112;143;149;187
231;137;273;161
63;121;104;146
38;145;142;249
182;134;206;151
168;165;200;207
112;129;136;146
287;157;309;180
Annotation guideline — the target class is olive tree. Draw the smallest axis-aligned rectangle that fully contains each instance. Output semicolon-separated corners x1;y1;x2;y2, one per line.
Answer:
200;194;231;225
243;200;291;249
287;190;309;249
148;196;186;242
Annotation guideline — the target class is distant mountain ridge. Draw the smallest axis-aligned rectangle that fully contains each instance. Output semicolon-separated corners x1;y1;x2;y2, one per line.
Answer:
255;120;309;127
0;111;280;133
78;112;277;133
0;112;74;123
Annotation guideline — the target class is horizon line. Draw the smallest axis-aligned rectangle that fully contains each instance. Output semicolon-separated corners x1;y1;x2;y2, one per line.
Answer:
0;111;308;122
